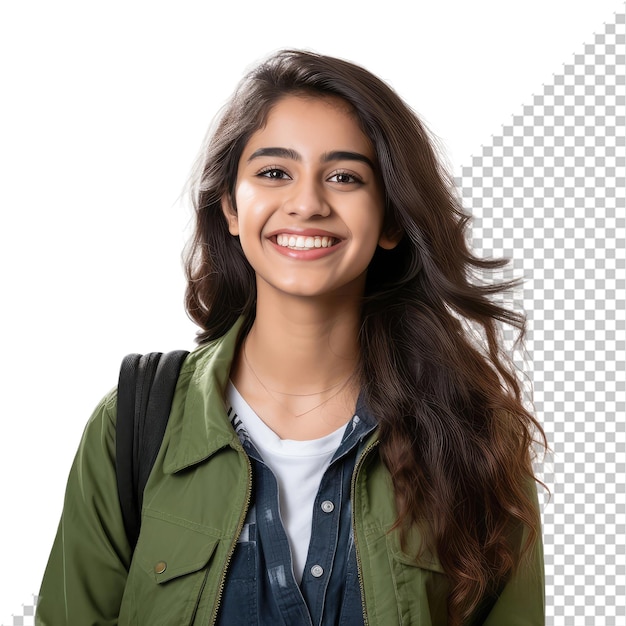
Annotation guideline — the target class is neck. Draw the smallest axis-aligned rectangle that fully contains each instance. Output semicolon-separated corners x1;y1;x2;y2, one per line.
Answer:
244;296;360;394
229;286;364;439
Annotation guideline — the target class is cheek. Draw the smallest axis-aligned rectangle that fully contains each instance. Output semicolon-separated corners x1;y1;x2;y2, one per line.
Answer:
353;198;385;239
235;180;257;207
235;182;273;231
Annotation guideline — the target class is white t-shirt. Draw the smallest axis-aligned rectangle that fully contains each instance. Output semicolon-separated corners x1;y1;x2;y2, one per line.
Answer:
227;382;346;583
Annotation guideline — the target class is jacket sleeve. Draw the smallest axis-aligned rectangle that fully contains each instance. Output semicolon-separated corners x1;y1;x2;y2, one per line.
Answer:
482;482;545;626
36;390;132;626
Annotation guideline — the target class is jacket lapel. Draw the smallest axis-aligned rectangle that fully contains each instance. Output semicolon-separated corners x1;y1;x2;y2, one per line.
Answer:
162;318;245;474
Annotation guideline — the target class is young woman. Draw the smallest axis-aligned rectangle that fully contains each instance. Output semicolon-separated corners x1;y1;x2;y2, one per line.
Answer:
36;50;545;625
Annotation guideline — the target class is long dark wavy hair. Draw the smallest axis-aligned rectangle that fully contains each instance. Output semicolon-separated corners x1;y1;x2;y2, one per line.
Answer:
185;49;546;625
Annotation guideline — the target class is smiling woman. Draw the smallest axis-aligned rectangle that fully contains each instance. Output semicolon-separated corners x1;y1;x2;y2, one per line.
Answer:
36;50;546;626
222;95;397;306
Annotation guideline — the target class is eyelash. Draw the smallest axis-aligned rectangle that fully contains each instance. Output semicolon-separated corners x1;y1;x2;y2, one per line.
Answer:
257;166;290;180
329;170;364;185
256;166;364;185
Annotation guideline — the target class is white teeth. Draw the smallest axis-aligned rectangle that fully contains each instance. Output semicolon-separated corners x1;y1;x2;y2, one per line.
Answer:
276;234;336;250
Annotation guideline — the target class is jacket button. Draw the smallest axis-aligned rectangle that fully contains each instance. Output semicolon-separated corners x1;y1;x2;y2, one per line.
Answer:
310;564;324;578
154;561;167;574
321;500;334;513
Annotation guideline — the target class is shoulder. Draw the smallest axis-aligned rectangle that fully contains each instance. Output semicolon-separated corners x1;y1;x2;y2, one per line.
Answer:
75;387;119;460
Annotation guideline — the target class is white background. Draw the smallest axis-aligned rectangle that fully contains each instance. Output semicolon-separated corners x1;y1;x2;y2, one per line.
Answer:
0;0;623;620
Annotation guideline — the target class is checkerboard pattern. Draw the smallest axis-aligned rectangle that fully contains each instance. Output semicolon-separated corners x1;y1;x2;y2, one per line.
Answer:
4;598;36;626
455;9;626;625
7;9;626;626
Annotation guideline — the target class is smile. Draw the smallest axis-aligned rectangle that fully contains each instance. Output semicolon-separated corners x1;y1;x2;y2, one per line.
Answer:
275;234;338;250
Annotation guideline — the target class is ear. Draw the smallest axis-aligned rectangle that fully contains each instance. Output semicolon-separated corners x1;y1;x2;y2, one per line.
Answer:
221;194;239;236
378;227;402;250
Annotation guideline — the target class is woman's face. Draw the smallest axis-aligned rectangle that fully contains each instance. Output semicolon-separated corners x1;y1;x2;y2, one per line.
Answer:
222;94;398;303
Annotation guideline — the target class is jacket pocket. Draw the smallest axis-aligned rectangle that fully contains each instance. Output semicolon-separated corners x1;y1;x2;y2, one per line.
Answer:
119;513;220;625
387;529;449;626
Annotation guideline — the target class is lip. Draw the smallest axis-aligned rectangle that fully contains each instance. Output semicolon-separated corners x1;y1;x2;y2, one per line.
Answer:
267;229;344;260
266;227;343;239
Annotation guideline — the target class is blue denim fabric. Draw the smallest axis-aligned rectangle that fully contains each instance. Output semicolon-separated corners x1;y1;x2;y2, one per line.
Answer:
217;405;376;626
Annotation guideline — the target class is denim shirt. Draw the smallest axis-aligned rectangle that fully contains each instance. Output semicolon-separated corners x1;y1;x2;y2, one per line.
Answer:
216;402;377;626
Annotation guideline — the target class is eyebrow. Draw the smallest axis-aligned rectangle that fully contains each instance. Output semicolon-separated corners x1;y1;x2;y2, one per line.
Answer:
247;147;376;170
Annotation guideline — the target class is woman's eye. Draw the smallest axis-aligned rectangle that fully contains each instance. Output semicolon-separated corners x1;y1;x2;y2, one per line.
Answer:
258;167;290;180
328;172;362;184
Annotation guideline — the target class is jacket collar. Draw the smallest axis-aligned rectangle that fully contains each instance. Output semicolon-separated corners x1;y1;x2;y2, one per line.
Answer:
163;318;245;474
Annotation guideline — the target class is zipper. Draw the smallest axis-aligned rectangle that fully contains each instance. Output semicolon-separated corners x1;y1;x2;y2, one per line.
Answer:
208;447;253;626
188;568;210;625
351;437;379;626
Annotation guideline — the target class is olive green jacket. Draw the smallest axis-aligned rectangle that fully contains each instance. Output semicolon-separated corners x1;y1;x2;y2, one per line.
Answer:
36;322;544;625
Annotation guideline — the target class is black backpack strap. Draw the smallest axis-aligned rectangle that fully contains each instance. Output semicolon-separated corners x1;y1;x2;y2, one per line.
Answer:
116;350;189;550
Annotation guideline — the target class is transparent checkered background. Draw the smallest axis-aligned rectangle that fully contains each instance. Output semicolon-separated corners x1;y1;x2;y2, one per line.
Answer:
6;10;626;626
455;9;626;626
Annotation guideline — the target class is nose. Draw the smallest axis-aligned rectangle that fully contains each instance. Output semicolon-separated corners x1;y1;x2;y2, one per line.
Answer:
283;177;330;218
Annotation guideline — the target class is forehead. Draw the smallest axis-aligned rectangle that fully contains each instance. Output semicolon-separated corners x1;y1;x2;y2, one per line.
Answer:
243;94;374;157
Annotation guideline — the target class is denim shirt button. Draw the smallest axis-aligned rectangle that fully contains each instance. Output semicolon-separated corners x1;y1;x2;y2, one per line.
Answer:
321;500;335;513
310;564;324;578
